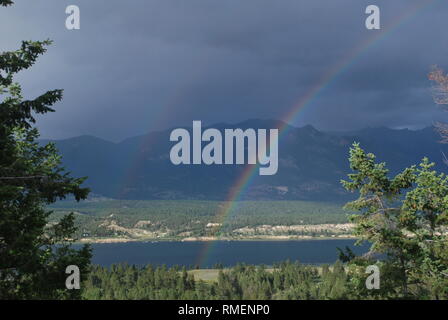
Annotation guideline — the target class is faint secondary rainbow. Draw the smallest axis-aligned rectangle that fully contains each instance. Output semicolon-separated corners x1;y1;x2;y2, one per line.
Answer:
116;67;205;200
196;0;437;267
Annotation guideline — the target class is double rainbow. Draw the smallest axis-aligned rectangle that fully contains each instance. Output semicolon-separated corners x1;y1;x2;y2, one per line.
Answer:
195;0;437;267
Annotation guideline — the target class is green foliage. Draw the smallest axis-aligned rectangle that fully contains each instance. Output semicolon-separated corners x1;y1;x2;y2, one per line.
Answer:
341;143;448;299
48;200;348;239
0;0;13;7
0;4;91;299
82;261;350;300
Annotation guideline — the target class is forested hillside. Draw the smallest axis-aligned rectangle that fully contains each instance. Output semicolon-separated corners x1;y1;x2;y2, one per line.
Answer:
82;260;446;300
49;200;350;241
44;121;446;201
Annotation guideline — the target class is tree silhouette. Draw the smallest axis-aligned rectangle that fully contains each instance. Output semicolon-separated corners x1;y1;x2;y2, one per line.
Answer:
0;0;91;299
429;66;448;147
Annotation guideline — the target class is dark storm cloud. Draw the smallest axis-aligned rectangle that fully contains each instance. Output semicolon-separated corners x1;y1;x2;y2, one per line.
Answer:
1;0;447;141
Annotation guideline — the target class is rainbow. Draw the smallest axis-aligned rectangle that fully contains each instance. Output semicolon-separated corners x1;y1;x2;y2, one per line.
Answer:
195;0;438;267
116;73;201;200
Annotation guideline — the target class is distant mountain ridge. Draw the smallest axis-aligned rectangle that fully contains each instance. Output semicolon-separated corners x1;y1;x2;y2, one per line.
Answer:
42;120;447;201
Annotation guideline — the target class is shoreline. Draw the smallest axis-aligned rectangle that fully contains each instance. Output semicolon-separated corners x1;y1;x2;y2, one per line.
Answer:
75;235;357;244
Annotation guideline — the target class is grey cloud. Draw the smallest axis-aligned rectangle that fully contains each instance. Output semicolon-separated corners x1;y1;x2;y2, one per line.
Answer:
0;0;447;141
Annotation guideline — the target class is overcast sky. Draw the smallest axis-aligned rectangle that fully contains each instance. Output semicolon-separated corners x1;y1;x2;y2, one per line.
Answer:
1;0;447;141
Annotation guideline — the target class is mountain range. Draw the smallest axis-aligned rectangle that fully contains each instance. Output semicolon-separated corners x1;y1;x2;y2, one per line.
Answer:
42;119;447;202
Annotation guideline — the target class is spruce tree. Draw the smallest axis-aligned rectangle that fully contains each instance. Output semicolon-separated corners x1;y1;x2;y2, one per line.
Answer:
341;143;448;299
0;0;91;299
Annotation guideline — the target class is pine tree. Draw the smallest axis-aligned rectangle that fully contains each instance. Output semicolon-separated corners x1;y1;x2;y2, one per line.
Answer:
341;143;448;299
0;0;91;299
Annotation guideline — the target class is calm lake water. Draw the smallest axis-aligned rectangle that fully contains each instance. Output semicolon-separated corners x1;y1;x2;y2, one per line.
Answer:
79;239;369;268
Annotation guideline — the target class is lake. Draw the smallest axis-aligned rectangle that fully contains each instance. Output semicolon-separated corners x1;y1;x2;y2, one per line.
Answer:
80;239;369;268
